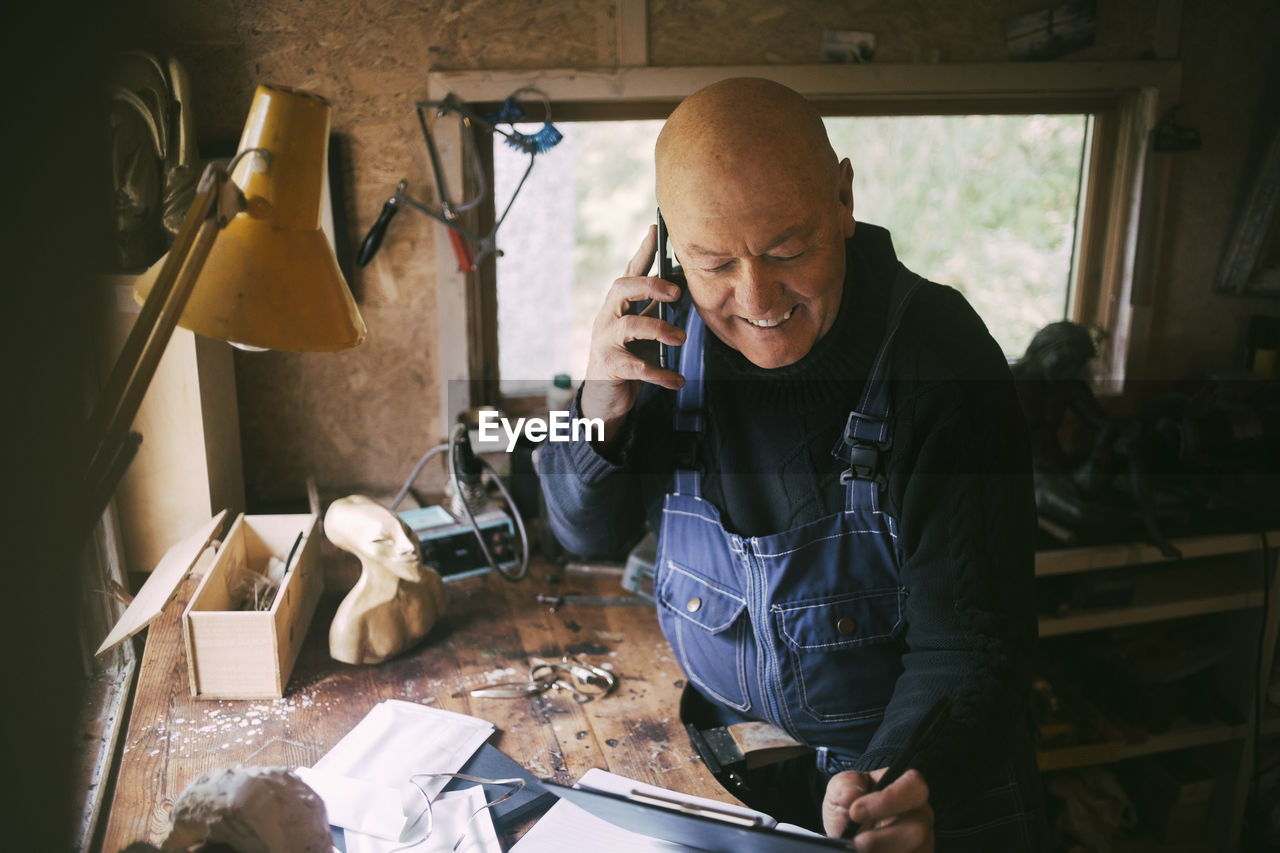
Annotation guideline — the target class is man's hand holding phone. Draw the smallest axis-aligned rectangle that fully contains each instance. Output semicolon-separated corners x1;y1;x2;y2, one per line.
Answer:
580;225;686;446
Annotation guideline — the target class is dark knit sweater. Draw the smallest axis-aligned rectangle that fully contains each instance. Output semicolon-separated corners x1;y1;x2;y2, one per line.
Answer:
538;223;1038;813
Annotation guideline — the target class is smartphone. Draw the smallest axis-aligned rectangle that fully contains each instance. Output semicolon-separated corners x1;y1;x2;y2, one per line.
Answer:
626;210;678;370
656;208;674;369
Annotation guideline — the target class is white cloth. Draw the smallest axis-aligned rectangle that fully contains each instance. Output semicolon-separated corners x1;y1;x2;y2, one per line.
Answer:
298;700;495;841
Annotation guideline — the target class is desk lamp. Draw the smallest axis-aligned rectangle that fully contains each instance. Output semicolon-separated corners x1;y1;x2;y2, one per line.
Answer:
82;83;366;532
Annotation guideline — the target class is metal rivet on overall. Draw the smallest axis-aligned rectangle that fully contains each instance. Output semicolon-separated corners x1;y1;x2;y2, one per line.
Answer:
686;597;702;613
837;617;857;636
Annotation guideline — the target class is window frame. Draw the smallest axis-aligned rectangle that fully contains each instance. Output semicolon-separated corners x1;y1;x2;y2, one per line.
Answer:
425;62;1180;435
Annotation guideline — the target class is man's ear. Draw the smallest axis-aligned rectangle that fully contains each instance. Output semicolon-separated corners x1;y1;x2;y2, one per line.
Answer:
837;158;856;238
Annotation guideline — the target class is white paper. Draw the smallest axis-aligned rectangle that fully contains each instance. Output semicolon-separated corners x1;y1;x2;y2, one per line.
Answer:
776;822;826;838
510;769;774;853
344;787;501;853
577;768;774;827
313;700;494;796
509;799;688;853
293;767;406;840
571;770;829;840
303;700;495;840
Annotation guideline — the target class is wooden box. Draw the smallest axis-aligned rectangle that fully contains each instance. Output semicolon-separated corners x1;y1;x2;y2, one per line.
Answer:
183;513;323;699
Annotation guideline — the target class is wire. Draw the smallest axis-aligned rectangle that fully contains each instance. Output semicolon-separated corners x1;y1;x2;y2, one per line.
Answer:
447;422;529;582
415;103;488;214
392;772;527;852
390;424;529;582
389;444;447;512
1252;532;1275;820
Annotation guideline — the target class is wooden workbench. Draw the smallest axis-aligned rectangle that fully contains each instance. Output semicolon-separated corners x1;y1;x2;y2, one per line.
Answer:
99;559;731;851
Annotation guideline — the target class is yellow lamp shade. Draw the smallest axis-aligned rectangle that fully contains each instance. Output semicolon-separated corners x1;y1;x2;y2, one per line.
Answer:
134;83;366;351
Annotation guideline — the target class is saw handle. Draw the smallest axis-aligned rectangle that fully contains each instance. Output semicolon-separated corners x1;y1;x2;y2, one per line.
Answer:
446;225;475;272
358;196;400;267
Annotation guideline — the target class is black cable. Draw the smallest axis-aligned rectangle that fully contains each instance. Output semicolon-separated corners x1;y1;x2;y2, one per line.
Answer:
1250;531;1275;832
389;443;447;511
390;425;530;582
448;423;529;582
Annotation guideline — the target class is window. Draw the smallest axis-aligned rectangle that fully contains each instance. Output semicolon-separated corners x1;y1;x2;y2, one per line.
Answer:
493;113;1088;397
426;64;1176;432
825;113;1089;359
494;120;663;396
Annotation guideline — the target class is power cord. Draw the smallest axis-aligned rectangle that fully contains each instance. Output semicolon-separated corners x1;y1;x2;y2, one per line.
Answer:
390;422;529;582
1250;532;1276;836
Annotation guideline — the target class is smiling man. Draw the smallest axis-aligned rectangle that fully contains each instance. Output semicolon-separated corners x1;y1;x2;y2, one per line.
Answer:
539;78;1044;851
654;89;852;371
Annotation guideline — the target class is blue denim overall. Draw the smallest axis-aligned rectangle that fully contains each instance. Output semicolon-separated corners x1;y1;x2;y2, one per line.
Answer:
655;273;922;770
655;277;1048;849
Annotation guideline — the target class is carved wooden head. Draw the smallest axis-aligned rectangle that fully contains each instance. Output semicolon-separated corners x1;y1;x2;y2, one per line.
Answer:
323;495;424;582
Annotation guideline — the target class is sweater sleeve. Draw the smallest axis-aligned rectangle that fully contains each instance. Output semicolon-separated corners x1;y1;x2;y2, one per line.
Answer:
537;389;651;560
849;286;1037;814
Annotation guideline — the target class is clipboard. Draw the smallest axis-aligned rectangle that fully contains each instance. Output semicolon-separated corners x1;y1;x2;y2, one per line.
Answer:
544;779;850;852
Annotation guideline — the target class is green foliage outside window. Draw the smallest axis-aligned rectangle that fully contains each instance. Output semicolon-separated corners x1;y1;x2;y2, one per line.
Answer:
496;114;1086;391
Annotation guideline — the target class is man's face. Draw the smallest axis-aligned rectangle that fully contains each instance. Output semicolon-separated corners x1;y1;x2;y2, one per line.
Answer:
664;159;856;370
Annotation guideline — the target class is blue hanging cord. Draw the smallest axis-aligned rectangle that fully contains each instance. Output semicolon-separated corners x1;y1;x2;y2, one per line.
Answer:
486;96;525;125
485;92;564;155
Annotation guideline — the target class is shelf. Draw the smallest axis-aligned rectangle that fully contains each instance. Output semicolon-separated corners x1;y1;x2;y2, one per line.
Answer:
1111;836;1212;853
1039;562;1263;637
1036;531;1263;577
1034;529;1277;853
1040;591;1263;635
1041;718;1246;771
1119;719;1247;759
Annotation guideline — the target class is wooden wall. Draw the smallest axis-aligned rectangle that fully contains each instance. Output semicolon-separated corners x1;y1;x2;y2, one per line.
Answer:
130;0;1278;508
1138;0;1279;381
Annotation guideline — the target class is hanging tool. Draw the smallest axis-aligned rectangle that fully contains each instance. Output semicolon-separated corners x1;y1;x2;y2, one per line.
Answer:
357;88;562;272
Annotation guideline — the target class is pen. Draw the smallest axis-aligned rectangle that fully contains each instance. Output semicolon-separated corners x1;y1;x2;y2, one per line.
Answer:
841;696;952;841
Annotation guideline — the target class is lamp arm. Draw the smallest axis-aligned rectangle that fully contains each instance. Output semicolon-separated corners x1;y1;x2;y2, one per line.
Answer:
81;161;240;532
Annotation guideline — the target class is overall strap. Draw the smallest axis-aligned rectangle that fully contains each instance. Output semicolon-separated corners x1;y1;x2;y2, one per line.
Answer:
836;269;925;509
671;307;707;496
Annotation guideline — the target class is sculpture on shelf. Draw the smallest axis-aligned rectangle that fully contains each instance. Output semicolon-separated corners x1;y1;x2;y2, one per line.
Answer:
1015;322;1280;550
324;495;446;665
1011;321;1180;557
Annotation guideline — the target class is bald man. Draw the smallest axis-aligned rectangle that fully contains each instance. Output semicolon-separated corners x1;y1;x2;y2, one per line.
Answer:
539;78;1043;851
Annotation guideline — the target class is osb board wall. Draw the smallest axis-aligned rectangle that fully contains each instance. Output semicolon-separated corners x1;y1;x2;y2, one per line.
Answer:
1139;0;1280;381
134;0;1274;507
140;0;626;507
646;0;1160;65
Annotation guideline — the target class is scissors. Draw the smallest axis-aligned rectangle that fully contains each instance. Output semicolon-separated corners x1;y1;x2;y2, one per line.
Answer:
469;656;617;699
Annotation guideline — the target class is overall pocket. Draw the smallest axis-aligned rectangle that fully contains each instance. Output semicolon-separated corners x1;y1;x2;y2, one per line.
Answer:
657;560;751;712
774;586;907;723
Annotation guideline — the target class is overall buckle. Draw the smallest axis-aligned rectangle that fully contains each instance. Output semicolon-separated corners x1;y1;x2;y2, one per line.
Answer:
840;437;889;486
672;429;702;472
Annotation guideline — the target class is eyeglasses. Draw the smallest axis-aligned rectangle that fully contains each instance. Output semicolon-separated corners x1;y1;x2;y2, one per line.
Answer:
391;772;526;852
468;655;618;700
